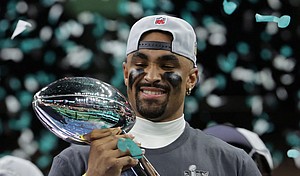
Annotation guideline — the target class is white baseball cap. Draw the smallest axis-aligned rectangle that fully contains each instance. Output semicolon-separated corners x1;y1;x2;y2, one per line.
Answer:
203;124;274;170
0;155;43;176
126;15;197;67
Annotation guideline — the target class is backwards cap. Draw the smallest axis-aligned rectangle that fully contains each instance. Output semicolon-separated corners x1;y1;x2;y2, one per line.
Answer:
126;15;197;67
203;124;274;170
0;155;43;176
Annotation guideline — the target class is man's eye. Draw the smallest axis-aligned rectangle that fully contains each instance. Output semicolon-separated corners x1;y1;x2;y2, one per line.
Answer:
136;63;147;67
162;65;175;69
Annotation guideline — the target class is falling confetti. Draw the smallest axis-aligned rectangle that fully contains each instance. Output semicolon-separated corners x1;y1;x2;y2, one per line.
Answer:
255;13;291;28
223;0;237;15
11;20;32;39
287;149;300;159
0;0;299;174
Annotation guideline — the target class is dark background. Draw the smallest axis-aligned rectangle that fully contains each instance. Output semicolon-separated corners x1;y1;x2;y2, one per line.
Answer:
0;0;299;175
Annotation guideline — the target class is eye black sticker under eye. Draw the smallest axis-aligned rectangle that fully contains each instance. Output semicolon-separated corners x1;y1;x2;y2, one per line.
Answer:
163;72;182;88
129;68;144;89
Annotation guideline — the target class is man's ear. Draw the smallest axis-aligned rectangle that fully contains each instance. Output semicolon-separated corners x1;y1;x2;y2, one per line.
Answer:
187;68;198;90
123;61;128;86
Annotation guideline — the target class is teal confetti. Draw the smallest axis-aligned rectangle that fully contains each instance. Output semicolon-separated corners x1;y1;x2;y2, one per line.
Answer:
92;14;105;37
197;40;207;51
160;0;174;12
9;77;22;91
6;1;18;19
61;40;76;52
20;39;44;53
202;16;214;27
236;42;250;55
0;20;9;38
287;149;300;158
260;48;273;61
117;0;129;16
117;138;143;159
36;154;52;169
272;150;284;167
184;96;199;121
215;74;226;90
35;71;56;87
255;13;291;28
17;91;33;108
217;52;237;73
0;19;9;31
44;51;56;65
181;10;196;26
186;1;202;12
286;132;300;147
38;130;58;153
40;0;56;7
280;45;293;57
0;87;6;101
184;113;192;122
8;111;31;130
0;39;17;49
139;0;157;9
223;0;237;15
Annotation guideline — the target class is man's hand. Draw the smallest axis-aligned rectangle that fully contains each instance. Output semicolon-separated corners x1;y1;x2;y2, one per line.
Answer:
84;128;139;176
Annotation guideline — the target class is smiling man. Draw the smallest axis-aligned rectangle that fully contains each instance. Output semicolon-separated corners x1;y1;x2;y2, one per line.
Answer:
48;15;261;176
124;32;197;122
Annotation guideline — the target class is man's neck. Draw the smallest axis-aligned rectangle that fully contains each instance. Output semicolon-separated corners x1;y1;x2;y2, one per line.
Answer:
129;115;186;149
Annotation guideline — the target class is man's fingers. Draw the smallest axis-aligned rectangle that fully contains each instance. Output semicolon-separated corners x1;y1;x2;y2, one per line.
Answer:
118;156;139;171
82;127;122;142
92;133;135;151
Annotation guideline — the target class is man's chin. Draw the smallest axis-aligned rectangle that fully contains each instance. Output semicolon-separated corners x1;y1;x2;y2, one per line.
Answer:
136;98;167;120
137;107;165;120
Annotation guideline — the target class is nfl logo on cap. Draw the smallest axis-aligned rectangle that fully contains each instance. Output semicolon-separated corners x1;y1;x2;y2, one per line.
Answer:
154;17;167;25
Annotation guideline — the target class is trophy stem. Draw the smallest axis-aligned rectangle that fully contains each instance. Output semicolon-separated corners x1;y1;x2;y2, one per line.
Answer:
138;157;160;176
121;130;160;176
130;156;160;176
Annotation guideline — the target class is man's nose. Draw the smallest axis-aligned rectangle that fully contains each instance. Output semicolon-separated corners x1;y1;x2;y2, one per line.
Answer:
144;65;161;83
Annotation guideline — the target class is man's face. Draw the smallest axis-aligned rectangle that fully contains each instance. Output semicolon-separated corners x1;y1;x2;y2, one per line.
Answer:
123;32;198;122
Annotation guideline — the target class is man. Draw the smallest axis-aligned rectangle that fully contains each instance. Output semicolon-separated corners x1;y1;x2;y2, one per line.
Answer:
48;15;261;176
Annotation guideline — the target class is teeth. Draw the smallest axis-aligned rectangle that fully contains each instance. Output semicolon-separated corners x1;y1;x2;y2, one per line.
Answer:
143;90;163;95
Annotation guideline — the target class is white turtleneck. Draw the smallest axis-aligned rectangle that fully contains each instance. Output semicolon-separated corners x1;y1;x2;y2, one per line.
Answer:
128;115;186;149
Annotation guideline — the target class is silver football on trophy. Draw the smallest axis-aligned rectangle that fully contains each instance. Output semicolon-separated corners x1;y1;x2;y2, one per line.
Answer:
32;77;136;145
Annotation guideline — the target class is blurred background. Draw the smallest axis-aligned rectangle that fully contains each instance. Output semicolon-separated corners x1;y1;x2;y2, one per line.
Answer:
0;0;299;175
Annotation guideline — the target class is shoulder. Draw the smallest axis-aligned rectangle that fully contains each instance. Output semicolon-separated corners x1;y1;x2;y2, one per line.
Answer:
56;144;90;161
62;144;90;154
187;124;252;159
48;144;90;176
187;125;261;174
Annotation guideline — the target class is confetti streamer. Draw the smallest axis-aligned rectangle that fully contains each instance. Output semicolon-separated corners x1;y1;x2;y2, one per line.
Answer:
255;13;291;28
11;20;32;39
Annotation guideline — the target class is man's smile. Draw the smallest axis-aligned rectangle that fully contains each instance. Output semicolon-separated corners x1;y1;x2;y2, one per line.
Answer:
139;86;167;99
